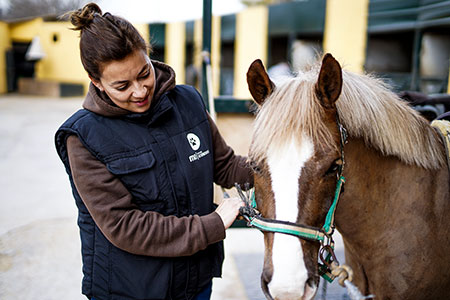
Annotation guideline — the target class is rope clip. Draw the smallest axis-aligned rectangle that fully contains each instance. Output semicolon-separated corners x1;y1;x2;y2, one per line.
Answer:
235;183;260;225
330;262;354;287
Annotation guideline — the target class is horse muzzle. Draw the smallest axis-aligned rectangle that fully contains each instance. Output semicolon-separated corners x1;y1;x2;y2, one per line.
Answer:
262;275;317;300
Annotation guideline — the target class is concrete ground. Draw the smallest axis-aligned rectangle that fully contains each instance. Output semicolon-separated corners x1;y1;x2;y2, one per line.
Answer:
0;95;347;299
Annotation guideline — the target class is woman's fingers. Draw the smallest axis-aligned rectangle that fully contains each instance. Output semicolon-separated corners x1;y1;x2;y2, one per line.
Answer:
215;197;244;229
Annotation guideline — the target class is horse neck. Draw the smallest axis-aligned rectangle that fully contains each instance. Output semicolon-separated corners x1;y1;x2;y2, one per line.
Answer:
335;137;449;250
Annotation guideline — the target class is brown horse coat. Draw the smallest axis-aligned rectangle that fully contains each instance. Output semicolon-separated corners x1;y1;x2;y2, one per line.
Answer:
246;54;450;300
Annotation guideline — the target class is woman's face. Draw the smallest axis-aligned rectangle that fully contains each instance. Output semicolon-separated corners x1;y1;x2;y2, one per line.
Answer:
92;49;156;113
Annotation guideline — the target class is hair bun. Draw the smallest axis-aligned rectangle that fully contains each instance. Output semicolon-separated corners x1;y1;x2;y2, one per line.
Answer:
69;3;102;31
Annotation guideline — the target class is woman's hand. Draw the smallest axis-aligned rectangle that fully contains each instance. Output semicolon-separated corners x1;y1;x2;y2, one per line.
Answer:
215;197;244;229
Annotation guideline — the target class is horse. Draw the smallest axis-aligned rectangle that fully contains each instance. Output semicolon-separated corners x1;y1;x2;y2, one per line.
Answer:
245;54;450;300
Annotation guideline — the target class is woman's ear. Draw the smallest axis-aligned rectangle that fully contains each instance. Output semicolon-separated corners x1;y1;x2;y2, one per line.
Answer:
89;75;104;92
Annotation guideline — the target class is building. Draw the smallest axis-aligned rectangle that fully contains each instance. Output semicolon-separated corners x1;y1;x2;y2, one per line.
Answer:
0;0;449;105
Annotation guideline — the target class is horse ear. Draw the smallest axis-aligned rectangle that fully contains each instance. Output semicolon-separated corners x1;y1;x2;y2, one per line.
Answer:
316;53;342;108
247;59;274;105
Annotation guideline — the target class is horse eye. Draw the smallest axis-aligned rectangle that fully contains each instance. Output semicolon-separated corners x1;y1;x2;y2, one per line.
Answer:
325;159;342;175
249;161;262;174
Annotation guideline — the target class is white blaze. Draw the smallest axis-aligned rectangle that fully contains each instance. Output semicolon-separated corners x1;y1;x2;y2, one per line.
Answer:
267;136;316;299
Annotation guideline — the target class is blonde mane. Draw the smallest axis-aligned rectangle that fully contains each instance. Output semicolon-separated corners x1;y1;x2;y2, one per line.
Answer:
250;64;445;170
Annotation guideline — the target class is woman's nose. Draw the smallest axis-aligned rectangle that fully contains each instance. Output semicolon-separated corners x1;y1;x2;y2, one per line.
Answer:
132;83;147;98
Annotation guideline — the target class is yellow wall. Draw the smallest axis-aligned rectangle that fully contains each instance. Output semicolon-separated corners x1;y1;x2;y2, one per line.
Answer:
448;68;450;93
35;22;89;91
211;16;221;97
165;22;186;84
134;23;150;46
9;19;89;91
37;22;149;92
323;0;369;73
194;19;203;73
10;18;43;41
7;20;152;94
192;17;222;97
0;22;11;93
234;5;268;99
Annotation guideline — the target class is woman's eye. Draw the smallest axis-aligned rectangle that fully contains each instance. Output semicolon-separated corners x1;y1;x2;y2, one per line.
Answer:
140;72;150;79
116;84;128;91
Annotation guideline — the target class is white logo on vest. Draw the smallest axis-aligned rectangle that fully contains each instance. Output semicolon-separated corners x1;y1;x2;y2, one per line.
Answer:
187;133;201;151
187;133;210;162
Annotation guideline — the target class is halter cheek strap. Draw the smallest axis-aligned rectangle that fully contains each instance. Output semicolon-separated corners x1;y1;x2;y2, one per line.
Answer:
322;175;346;235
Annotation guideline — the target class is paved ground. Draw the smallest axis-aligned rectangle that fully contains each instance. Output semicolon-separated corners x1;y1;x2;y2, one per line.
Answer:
0;95;348;299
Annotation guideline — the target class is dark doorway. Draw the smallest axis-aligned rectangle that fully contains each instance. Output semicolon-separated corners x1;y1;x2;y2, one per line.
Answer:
6;41;36;92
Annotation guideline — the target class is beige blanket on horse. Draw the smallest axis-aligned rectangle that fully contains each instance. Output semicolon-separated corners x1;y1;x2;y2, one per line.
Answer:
432;119;450;172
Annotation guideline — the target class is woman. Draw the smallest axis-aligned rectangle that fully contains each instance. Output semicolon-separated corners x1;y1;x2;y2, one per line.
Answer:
55;3;252;300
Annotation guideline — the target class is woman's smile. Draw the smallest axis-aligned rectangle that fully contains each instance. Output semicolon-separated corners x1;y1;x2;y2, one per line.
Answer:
133;97;149;107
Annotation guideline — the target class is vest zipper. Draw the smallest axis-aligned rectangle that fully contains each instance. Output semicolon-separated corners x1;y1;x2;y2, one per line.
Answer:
184;259;190;299
152;132;180;215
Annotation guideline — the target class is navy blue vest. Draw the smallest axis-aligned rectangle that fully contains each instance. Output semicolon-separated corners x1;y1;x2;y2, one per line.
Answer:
55;85;223;300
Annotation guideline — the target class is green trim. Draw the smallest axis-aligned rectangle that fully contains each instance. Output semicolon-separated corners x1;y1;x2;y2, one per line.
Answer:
220;14;236;42
268;0;326;36
60;83;84;97
185;21;195;44
149;23;166;47
149;23;166;62
214;97;253;113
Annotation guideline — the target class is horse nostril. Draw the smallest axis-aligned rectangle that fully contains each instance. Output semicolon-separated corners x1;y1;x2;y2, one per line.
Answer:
261;273;275;300
262;269;272;284
304;277;318;299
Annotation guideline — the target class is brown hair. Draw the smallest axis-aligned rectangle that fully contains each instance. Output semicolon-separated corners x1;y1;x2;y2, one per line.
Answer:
68;3;150;81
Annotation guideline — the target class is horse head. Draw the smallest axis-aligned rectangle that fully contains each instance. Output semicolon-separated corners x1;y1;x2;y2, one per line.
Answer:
247;50;450;299
246;54;345;300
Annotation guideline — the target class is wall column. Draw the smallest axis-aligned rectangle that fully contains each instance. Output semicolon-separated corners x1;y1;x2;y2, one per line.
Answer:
194;19;203;73
448;67;450;93
0;22;10;94
211;15;221;97
165;22;186;84
233;5;268;99
194;16;221;97
323;0;369;73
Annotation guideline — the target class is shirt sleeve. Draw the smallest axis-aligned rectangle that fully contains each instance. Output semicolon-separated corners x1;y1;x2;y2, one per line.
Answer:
207;114;254;189
66;135;225;257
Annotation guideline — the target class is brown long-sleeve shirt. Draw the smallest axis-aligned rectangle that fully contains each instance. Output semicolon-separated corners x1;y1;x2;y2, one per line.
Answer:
66;60;253;258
